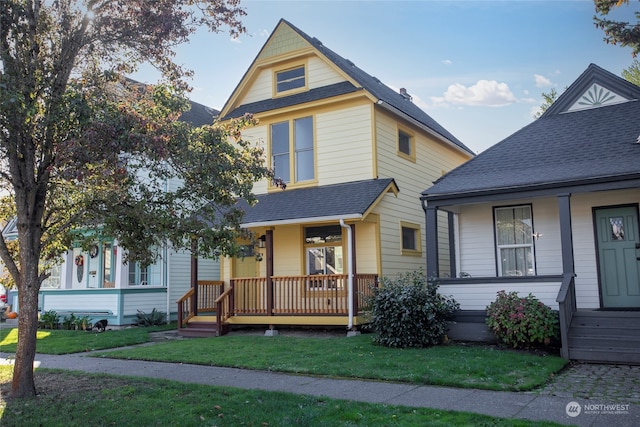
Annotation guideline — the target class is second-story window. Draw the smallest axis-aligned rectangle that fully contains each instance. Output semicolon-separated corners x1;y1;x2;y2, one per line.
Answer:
276;66;305;93
398;128;415;161
271;116;314;185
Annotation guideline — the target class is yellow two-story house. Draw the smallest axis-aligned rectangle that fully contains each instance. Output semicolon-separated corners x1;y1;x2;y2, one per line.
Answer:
179;19;474;336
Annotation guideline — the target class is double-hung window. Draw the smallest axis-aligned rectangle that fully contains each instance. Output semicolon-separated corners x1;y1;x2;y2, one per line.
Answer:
128;262;150;286
271;116;314;185
494;205;535;276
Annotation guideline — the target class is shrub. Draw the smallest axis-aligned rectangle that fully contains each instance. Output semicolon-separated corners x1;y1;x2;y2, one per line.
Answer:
39;310;60;329
486;290;559;349
367;270;459;348
133;308;166;326
62;313;77;330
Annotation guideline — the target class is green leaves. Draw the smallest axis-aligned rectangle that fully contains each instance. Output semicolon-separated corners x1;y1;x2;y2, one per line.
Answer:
367;270;459;348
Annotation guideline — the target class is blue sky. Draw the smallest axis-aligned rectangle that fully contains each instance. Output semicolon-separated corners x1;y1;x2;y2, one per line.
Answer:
134;0;640;153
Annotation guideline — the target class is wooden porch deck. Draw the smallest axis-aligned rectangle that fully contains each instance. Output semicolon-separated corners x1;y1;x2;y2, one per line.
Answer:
177;274;378;337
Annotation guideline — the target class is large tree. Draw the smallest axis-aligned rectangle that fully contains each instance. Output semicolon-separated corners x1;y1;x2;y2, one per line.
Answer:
0;0;271;398
594;0;640;56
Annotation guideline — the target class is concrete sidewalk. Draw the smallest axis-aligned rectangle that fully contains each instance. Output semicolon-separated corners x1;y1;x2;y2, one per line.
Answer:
1;351;637;427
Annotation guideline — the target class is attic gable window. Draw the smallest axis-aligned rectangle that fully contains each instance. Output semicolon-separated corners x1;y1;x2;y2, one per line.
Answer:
275;65;305;93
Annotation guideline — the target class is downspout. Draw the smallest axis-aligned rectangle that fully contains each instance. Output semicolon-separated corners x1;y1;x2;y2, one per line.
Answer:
339;219;354;329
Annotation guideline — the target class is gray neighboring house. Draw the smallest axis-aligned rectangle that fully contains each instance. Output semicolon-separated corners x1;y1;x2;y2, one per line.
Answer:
421;64;640;364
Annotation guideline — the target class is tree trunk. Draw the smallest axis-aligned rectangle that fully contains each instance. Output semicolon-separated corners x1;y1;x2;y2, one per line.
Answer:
11;262;40;397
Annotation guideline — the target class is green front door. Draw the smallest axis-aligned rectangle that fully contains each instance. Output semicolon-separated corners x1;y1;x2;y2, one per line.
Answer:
594;205;640;308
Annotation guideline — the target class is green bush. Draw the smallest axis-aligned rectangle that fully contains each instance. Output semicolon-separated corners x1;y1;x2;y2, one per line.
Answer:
485;290;559;349
39;310;60;329
133;308;166;326
367;270;459;348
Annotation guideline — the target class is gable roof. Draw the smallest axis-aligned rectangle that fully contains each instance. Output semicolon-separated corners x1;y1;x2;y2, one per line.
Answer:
220;19;473;156
422;64;640;202
238;178;398;227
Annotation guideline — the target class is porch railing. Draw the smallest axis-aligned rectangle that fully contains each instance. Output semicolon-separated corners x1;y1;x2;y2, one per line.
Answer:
230;273;378;316
556;273;576;359
196;280;225;312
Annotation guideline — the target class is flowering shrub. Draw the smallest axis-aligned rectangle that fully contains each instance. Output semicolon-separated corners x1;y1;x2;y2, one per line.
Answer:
486;290;559;348
367;270;459;348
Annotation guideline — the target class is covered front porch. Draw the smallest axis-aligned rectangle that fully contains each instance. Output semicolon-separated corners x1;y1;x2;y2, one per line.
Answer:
423;186;640;364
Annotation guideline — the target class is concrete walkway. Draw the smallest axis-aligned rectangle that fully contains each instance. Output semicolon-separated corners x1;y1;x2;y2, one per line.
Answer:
0;349;637;427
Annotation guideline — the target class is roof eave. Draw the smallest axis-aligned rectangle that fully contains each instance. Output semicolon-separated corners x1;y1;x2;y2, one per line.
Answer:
422;173;640;206
241;213;363;229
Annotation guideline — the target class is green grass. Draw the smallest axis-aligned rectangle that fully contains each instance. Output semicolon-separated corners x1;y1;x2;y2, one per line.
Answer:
0;324;174;354
0;366;563;427
99;333;567;392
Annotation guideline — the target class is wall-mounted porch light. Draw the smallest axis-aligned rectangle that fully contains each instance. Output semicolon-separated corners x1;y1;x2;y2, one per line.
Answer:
258;234;266;248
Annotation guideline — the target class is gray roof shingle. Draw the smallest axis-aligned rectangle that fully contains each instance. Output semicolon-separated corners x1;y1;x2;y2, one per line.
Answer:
422;64;640;200
180;100;219;127
239;178;397;226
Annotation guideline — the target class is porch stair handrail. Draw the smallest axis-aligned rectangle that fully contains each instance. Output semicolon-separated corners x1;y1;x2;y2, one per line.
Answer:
176;281;225;332
214;285;234;334
177;288;195;330
556;273;577;359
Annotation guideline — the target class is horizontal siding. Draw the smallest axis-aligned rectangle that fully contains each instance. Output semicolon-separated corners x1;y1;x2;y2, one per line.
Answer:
122;291;167;316
308;56;345;89
41;292;119;313
457;198;563;278
454;188;640;309
239;68;272;105
316;104;373;185
374;111;470;278
439;280;562;311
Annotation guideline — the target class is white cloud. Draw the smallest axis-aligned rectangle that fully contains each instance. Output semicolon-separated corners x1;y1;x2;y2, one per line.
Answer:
230;36;241;44
534;74;553;88
442;59;452;65
260;29;270;38
433;80;517;107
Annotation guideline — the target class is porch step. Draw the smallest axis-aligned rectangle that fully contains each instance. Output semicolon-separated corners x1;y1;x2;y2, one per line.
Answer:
567;311;640;364
177;316;229;338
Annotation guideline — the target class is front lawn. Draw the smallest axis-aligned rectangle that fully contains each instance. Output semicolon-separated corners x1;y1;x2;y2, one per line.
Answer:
0;324;174;355
99;333;567;392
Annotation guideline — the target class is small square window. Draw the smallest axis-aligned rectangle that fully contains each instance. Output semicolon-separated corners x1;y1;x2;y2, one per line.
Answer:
400;222;421;256
402;226;417;251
